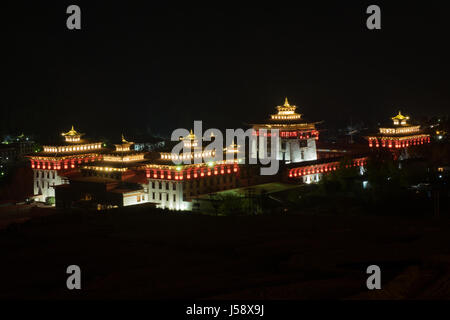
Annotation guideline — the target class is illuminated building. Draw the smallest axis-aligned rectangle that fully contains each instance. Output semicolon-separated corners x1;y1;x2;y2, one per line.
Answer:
147;130;243;211
287;156;368;184
250;98;319;163
55;132;243;210
81;135;147;175
72;134;150;208
32;106;368;211
159;130;216;162
27;126;103;202
367;111;430;157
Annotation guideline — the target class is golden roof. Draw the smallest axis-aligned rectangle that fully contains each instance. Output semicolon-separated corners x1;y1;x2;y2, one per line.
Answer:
276;97;297;112
61;125;82;137
121;133;131;144
115;134;134;152
270;97;302;121
181;129;197;140
391;111;410;121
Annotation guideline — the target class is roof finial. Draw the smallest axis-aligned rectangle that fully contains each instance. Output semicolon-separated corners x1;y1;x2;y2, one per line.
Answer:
284;97;290;107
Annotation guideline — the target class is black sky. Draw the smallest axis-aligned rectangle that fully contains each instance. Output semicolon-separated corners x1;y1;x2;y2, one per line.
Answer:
3;1;450;140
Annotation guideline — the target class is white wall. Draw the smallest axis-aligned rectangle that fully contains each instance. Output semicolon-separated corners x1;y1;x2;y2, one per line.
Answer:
302;173;322;184
277;137;318;164
147;179;191;211
33;169;65;202
123;191;148;207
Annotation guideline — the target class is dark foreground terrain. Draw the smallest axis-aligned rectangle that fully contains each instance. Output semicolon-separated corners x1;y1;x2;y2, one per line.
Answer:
1;205;450;299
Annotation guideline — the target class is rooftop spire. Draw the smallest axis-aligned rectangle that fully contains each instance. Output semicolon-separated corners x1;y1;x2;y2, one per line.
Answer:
392;110;409;121
61;125;83;142
271;97;301;120
62;125;81;137
391;110;410;126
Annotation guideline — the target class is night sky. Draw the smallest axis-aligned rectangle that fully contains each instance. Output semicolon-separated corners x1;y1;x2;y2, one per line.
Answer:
3;1;450;140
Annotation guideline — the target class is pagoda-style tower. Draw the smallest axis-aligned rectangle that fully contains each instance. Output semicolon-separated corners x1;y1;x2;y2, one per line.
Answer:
367;111;430;158
160;129;216;163
251;98;319;163
27;126;103;202
181;129;200;150
61;125;83;142
101;134;146;163
80;134;148;183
